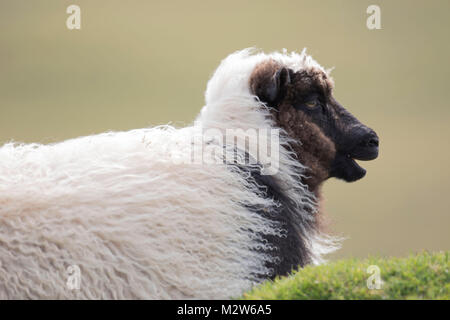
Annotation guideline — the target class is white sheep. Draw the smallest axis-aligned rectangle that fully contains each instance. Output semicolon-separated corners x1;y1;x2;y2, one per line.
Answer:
0;49;378;299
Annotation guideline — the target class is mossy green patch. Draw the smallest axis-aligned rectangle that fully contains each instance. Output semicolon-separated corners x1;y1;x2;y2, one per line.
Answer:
242;251;449;300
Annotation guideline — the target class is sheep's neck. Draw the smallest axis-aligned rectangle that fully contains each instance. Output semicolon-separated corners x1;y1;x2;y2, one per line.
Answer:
274;105;336;197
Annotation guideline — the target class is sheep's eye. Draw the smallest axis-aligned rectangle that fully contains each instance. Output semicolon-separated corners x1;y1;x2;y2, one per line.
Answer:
304;100;318;108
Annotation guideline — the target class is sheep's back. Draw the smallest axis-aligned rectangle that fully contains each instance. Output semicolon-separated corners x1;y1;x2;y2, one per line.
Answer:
0;127;275;299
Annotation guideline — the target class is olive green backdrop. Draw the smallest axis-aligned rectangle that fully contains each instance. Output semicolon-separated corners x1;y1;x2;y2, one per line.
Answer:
1;0;449;259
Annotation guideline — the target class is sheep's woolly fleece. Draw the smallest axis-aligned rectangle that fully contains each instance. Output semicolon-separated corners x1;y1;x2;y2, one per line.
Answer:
0;49;339;299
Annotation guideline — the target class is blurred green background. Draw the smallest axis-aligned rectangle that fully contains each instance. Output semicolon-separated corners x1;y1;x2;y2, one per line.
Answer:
1;0;449;260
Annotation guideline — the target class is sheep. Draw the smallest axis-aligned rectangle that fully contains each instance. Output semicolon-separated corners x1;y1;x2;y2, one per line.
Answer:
0;48;379;299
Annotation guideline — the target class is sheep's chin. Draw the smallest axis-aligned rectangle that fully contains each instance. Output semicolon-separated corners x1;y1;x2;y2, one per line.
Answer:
330;154;367;182
347;157;367;181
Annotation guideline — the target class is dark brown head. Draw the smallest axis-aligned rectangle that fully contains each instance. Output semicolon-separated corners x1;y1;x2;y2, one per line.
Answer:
250;59;379;194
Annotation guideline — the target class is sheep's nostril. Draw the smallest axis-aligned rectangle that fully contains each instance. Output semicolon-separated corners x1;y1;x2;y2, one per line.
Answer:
352;133;379;161
367;137;379;148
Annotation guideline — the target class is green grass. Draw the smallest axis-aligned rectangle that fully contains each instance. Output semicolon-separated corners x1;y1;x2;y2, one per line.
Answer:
242;251;449;300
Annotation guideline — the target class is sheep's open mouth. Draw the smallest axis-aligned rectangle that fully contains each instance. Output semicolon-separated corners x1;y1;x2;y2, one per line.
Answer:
331;147;378;182
346;156;366;180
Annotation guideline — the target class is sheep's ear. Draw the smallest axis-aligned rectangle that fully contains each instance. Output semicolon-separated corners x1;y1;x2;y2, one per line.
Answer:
250;64;291;106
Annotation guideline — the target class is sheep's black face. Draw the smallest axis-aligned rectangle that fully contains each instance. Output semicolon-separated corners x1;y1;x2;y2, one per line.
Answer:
301;94;379;183
249;60;379;193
